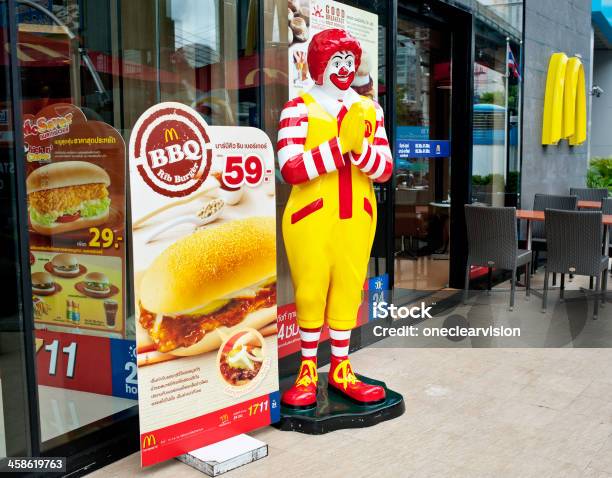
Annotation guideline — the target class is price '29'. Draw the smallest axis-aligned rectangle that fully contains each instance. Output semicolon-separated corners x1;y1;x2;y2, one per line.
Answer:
89;227;123;249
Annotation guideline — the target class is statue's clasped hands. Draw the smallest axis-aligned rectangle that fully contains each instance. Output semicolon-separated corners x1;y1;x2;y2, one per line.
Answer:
339;103;366;156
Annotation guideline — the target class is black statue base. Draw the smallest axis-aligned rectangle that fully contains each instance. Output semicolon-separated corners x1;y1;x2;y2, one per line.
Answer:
274;373;405;435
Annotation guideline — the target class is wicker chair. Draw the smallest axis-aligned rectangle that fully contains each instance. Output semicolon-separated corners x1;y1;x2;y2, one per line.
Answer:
570;187;609;204
464;205;532;310
531;194;578;276
603;198;612;266
542;209;608;319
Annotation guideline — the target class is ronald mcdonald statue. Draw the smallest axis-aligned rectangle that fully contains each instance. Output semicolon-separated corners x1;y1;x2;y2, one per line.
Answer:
278;29;393;408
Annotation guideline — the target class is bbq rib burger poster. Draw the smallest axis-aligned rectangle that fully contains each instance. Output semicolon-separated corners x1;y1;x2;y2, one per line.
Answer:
128;102;280;467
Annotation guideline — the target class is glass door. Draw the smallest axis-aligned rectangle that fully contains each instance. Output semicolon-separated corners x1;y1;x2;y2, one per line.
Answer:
393;14;452;299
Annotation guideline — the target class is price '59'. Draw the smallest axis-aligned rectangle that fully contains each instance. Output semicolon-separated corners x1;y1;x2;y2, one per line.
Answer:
222;155;267;188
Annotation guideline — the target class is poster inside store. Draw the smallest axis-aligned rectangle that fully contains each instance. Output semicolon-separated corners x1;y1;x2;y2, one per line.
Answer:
129;102;279;467
25;103;136;399
288;0;379;100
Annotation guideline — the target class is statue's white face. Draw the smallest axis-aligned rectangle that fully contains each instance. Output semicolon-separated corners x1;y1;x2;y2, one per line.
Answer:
323;50;356;91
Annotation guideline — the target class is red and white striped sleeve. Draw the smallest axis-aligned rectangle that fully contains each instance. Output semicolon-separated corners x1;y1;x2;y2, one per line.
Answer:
350;101;393;183
277;97;345;185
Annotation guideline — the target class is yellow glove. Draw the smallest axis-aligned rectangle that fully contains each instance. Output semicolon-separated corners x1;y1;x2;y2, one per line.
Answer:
339;103;366;155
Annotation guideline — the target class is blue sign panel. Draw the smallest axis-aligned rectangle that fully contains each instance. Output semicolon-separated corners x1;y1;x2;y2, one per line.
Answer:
269;390;281;423
368;274;390;322
110;338;138;399
396;125;430;140
396;140;451;159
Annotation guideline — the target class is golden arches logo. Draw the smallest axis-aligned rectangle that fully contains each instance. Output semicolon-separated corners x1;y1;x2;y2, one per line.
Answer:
142;434;157;448
542;53;587;146
164;128;179;143
364;120;373;138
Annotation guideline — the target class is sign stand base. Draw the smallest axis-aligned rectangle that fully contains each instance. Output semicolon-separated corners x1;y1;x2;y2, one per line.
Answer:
176;434;268;476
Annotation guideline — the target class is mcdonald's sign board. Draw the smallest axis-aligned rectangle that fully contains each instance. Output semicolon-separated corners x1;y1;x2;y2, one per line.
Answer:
542;52;587;146
129;102;280;467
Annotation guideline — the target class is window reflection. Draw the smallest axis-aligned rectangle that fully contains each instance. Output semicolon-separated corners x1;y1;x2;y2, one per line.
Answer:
472;19;521;207
121;0;261;128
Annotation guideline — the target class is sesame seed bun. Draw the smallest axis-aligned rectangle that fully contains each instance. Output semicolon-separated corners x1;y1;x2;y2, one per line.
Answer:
85;271;109;284
140;216;276;315
51;253;78;268
26;161;110;193
32;271;53;286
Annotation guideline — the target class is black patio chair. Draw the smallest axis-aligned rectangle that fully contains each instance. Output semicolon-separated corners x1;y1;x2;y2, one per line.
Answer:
602;197;612;243
570;187;609;204
542;209;608;319
464;205;532;311
602;198;612;272
531;194;578;282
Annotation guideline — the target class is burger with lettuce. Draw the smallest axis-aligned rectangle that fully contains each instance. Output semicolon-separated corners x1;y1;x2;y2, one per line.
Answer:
83;272;111;297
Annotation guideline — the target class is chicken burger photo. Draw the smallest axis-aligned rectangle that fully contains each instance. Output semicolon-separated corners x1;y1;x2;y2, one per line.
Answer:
50;253;81;278
138;216;276;357
83;271;111;297
26;161;111;235
31;271;57;296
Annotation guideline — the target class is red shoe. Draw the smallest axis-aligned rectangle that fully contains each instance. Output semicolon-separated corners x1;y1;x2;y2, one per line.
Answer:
281;358;318;409
328;357;386;405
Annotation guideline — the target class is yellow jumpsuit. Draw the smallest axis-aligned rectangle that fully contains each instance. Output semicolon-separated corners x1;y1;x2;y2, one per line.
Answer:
282;93;378;331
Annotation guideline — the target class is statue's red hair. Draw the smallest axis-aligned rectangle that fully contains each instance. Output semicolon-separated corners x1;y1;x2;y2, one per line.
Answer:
307;29;362;85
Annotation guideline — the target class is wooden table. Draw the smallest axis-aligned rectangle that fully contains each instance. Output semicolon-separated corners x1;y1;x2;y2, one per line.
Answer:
517;209;612;250
578;200;602;209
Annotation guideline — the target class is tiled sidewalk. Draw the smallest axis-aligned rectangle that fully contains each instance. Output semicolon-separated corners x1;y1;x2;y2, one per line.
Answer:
91;347;612;478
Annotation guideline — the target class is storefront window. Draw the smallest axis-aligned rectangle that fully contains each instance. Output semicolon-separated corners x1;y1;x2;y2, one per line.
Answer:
472;18;522;207
1;0;529;469
121;0;261;129
15;0;262;456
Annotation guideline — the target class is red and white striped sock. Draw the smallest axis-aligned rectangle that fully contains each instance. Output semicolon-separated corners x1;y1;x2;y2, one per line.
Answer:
300;326;321;360
329;328;351;360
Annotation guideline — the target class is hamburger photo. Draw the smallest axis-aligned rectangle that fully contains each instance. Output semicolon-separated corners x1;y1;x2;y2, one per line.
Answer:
83;271;111;297
26;161;111;235
50;253;80;278
138;216;276;357
31;271;56;296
